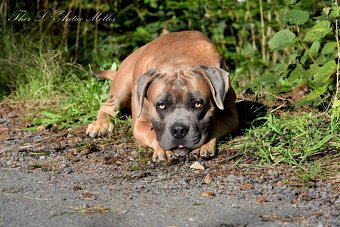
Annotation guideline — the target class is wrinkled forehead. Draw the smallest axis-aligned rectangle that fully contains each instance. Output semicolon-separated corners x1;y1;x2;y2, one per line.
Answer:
147;71;211;102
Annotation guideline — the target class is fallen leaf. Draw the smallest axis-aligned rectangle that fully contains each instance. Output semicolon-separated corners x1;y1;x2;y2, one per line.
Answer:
202;191;216;198
190;161;205;170
65;151;79;162
240;183;254;190
256;195;268;204
81;192;95;200
203;173;213;184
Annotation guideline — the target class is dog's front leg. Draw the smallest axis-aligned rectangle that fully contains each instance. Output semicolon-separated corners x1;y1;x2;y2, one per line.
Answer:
86;96;117;137
192;137;217;159
133;120;177;163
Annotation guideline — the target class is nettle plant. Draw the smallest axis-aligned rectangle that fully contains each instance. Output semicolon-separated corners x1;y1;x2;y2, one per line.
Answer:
269;3;340;108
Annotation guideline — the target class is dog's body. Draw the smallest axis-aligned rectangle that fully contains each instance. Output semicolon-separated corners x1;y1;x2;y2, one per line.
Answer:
86;31;238;162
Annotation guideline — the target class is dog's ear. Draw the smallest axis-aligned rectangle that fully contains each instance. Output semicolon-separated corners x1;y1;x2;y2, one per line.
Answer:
192;65;230;110
136;69;159;118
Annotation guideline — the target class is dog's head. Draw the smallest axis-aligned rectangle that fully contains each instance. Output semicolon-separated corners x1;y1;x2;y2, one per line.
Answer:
136;65;230;156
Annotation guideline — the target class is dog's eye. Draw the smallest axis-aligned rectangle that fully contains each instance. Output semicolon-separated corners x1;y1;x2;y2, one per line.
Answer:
193;102;203;109
157;103;166;110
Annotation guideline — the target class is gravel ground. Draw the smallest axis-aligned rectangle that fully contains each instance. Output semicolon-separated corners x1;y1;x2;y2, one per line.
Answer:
0;103;339;227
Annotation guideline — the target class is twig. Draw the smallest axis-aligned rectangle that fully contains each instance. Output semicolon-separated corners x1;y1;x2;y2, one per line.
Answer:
246;0;256;49
264;91;288;101
75;1;82;59
334;17;340;106
94;0;100;54
296;25;319;68
259;0;266;62
270;103;287;113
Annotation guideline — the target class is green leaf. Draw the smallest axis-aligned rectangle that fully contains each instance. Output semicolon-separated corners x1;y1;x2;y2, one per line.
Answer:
316;55;327;65
321;42;337;55
310;60;337;87
304;20;332;43
269;30;296;50
287;64;305;82
310;41;320;58
42;110;62;119
284;9;309;25
329;4;340;19
110;62;118;71
294;89;324;107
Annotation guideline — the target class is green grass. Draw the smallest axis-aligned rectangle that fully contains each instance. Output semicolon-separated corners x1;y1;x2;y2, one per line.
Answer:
0;30;66;99
0;29;112;129
239;109;339;182
23;77;111;130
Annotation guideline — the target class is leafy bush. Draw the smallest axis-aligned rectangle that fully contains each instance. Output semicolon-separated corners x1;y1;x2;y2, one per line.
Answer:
268;3;339;108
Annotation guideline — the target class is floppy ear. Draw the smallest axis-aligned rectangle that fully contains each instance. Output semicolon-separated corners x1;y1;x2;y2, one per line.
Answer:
135;69;159;118
192;65;230;110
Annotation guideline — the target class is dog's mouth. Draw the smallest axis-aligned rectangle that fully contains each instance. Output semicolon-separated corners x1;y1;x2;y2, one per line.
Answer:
172;145;191;156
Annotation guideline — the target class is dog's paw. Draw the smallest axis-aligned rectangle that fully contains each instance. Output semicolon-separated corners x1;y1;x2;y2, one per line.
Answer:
86;119;113;137
191;138;217;159
152;149;178;163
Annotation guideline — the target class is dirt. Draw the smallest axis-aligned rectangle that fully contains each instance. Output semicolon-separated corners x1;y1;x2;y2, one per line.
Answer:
0;102;339;227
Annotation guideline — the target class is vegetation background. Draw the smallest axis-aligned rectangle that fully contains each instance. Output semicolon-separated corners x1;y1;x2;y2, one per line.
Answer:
0;0;339;182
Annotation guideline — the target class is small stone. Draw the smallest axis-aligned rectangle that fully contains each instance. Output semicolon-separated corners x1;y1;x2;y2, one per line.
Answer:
39;156;46;160
64;167;73;174
83;203;90;208
231;203;240;208
6;160;13;166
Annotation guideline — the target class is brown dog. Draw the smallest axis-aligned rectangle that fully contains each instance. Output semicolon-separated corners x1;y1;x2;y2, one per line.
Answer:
86;31;238;162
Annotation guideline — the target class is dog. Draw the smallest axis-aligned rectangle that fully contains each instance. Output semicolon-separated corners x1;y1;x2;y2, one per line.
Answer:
86;31;239;162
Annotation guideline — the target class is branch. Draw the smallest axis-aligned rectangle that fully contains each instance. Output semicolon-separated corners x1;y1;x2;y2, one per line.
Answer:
296;25;319;68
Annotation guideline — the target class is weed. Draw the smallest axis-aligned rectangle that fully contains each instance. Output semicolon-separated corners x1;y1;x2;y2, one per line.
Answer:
296;161;323;184
239;110;339;182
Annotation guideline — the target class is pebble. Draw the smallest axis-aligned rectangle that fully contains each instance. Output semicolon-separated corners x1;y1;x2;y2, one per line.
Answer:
6;160;13;166
231;203;240;208
63;167;73;174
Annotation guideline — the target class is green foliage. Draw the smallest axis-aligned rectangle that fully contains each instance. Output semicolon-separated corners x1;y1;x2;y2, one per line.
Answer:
268;2;339;108
303;21;332;43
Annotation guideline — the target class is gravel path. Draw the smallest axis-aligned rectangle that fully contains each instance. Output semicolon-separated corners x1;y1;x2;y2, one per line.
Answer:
0;103;339;226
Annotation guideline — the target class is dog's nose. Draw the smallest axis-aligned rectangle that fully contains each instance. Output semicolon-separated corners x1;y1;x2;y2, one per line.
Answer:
171;123;189;139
